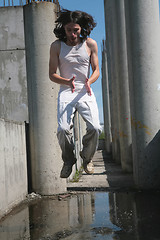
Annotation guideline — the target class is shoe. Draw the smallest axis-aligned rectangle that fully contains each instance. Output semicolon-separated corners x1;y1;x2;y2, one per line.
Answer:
60;163;73;178
83;160;94;174
80;151;94;174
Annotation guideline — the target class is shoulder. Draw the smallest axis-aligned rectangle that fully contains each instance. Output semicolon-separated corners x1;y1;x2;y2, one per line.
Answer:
51;39;61;48
86;38;98;48
50;40;61;55
86;38;98;55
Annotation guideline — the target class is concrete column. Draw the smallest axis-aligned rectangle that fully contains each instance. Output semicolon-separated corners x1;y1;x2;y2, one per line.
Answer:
125;0;160;188
101;43;112;153
115;0;132;172
23;2;66;195
104;0;121;163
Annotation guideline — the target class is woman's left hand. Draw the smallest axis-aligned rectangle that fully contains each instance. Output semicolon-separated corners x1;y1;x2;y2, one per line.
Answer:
85;78;92;96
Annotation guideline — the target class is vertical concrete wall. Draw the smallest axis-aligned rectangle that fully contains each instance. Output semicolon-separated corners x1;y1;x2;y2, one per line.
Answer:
104;0;121;163
114;0;132;172
0;6;28;122
101;43;112;153
104;0;160;187
0;118;28;217
23;2;66;195
104;0;133;171
125;0;160;188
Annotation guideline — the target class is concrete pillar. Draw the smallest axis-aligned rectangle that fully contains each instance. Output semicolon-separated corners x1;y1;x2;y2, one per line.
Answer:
101;43;112;153
104;0;121;163
115;0;132;172
23;2;66;195
125;0;160;188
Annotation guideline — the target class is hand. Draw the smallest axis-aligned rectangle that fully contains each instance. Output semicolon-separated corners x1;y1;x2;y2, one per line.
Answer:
69;76;75;93
85;78;92;96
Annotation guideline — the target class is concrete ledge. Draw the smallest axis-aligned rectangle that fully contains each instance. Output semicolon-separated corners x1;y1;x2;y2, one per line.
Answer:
67;148;135;192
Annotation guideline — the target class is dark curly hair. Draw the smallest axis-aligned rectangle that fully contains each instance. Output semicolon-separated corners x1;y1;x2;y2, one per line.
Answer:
54;9;96;42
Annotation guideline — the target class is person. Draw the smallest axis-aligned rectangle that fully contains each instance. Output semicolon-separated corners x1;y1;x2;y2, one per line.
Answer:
49;9;101;178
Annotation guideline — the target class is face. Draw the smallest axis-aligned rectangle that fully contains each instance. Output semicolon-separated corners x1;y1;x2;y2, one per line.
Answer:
64;22;81;46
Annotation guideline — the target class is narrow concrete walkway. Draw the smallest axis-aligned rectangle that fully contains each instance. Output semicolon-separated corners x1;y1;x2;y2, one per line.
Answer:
67;144;135;191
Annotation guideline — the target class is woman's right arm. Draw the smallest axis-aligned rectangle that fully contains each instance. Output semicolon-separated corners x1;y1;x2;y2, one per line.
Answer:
49;41;75;92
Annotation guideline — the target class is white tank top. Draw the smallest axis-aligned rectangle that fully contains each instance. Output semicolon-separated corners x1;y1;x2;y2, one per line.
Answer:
58;40;96;103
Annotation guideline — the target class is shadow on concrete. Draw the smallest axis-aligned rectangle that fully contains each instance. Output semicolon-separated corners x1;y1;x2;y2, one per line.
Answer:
99;139;135;191
67;139;135;192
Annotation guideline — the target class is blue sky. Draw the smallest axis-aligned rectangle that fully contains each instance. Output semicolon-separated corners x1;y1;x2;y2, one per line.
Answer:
58;0;105;123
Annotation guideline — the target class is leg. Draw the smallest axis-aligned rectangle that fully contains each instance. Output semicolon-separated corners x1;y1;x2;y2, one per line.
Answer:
77;99;101;173
57;101;77;178
57;129;77;165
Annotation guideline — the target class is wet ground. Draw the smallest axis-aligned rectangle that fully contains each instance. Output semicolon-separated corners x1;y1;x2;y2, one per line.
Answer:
1;142;160;240
0;190;160;240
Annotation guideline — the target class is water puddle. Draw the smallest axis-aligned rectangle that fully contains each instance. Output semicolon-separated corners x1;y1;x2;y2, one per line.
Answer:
0;191;160;239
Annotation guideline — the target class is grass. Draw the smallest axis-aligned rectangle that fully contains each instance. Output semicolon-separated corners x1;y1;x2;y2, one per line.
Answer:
99;131;105;140
71;166;83;182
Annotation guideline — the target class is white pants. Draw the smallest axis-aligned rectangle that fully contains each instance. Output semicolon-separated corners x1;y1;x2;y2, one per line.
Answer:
57;99;101;165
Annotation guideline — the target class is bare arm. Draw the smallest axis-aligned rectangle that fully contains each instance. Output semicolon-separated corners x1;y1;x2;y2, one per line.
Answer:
85;38;100;95
49;41;75;91
86;38;100;85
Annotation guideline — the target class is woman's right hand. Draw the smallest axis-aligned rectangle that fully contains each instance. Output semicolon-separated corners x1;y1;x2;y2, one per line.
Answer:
69;76;75;93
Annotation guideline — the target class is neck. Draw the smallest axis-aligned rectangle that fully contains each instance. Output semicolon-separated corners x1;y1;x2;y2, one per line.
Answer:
66;38;82;46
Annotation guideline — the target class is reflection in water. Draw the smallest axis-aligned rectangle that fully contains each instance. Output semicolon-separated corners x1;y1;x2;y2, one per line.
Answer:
0;191;160;239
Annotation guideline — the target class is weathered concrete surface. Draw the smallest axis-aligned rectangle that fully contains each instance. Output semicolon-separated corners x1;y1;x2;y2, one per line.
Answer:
101;43;112;154
104;0;121;164
67;140;134;191
125;0;160;188
23;2;66;195
0;50;28;122
114;0;132;172
0;118;28;218
0;6;28;122
0;6;25;50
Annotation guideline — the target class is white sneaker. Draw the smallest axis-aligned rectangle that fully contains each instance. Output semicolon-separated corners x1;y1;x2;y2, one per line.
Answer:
83;160;94;174
80;151;94;174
